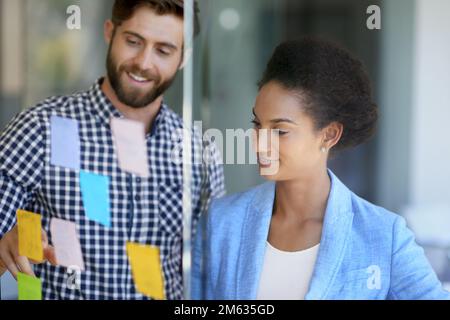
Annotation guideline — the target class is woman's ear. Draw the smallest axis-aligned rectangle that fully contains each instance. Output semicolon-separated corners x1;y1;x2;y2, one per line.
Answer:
322;122;343;151
104;20;115;45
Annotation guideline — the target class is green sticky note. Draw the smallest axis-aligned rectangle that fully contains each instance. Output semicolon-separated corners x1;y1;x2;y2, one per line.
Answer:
18;272;42;300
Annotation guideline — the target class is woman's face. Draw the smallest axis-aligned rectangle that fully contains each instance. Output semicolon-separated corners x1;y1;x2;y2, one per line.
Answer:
252;81;332;181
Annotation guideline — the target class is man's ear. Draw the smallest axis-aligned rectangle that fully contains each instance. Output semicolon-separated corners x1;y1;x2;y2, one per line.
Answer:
104;20;115;45
179;47;193;70
322;122;343;150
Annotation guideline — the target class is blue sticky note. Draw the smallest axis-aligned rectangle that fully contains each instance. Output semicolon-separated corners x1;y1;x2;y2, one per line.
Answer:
50;116;80;170
79;171;111;227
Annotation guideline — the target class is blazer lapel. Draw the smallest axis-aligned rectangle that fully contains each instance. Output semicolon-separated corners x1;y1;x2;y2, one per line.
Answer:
233;170;354;300
235;181;275;299
305;170;354;300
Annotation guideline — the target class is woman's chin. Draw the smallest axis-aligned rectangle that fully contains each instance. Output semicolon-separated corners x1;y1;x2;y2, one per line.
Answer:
259;168;281;181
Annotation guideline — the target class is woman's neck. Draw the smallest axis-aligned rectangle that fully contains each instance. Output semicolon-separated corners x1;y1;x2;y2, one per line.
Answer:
274;168;331;223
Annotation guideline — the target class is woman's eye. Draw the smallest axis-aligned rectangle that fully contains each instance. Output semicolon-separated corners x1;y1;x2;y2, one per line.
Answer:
274;129;288;136
251;119;260;128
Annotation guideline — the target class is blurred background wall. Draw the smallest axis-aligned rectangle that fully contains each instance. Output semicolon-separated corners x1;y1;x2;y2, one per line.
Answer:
1;0;449;299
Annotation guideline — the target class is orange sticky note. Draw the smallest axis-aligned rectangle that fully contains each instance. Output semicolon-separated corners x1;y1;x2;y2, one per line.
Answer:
126;242;165;300
17;210;43;262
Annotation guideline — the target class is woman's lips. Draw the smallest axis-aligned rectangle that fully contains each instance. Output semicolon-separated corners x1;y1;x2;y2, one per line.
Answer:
258;155;274;168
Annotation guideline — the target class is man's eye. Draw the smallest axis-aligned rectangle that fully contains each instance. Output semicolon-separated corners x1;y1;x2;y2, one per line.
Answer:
127;39;140;46
158;49;170;56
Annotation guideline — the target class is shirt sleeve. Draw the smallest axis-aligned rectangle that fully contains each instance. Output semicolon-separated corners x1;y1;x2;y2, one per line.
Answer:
388;215;450;300
0;109;45;239
191;208;206;300
191;132;226;234
190;135;225;300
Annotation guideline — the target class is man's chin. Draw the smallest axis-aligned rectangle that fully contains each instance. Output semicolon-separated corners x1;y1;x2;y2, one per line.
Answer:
121;77;155;92
113;82;152;106
117;91;159;109
118;97;153;109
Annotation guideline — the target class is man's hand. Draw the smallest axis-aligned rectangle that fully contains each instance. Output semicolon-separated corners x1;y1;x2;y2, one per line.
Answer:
0;257;6;276
0;225;57;279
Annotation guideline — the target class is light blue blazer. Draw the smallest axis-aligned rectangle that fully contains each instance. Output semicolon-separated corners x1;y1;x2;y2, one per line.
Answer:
192;170;450;300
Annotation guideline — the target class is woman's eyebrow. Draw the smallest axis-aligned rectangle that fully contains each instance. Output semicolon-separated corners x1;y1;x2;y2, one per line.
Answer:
252;109;298;125
270;118;298;125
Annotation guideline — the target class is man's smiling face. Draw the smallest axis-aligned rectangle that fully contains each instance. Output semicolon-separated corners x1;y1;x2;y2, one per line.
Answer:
105;5;184;109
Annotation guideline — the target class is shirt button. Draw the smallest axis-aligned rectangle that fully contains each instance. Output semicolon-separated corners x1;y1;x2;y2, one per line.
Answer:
136;177;141;183
135;195;140;201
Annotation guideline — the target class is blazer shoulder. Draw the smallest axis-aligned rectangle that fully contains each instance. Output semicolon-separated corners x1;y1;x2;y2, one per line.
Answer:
350;192;401;233
208;182;273;223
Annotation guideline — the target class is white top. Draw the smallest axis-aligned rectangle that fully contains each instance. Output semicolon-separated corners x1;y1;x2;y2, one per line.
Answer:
256;242;320;300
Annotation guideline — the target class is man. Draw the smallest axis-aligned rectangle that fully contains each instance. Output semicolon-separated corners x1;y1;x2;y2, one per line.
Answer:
0;0;225;299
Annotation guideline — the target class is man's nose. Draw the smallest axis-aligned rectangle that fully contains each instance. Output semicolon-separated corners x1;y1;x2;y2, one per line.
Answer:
133;48;155;71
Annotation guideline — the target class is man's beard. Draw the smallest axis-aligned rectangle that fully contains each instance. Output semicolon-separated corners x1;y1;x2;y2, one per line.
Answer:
106;45;177;109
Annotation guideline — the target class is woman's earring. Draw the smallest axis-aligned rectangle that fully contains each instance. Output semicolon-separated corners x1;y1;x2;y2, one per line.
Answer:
321;147;327;153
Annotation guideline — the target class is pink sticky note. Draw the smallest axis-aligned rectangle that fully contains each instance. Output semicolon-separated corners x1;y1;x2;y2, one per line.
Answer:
110;118;149;178
50;218;85;270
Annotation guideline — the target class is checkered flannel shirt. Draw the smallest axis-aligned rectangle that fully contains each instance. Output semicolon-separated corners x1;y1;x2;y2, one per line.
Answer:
0;78;225;300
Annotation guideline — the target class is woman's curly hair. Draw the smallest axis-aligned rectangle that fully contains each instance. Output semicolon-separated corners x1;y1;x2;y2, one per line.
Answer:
258;37;378;151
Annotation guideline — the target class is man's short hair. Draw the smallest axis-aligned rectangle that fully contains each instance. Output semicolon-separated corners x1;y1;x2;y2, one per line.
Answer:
112;0;200;36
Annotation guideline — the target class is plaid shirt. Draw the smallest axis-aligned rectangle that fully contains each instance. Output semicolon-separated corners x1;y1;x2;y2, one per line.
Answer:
0;78;225;300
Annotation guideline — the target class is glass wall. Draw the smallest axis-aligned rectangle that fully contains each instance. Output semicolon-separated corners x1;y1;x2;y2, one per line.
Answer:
195;0;381;199
191;0;450;295
1;0;449;299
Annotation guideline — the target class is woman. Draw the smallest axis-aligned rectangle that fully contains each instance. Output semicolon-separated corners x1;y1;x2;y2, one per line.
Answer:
191;38;450;300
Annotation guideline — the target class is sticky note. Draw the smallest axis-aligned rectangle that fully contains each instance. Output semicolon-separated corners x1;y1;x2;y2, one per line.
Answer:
50;115;80;170
50;218;85;270
111;118;149;178
126;242;165;300
18;272;42;300
17;210;43;262
79;171;111;227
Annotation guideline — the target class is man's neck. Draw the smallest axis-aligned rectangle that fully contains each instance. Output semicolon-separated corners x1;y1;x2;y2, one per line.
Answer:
101;76;162;134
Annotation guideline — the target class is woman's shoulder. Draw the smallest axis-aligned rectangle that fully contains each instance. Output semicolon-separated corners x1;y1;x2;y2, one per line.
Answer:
349;191;406;236
208;182;275;222
330;171;402;231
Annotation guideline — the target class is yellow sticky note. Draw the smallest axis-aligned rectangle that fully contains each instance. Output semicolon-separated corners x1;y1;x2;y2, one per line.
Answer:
17;210;43;262
126;242;165;300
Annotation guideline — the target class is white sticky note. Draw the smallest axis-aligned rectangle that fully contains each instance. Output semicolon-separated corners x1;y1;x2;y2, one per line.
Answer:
50;218;85;270
50;116;80;170
111;118;149;178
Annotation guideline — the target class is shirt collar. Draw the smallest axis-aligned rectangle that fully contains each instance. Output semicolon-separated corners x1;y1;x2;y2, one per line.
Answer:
86;77;167;138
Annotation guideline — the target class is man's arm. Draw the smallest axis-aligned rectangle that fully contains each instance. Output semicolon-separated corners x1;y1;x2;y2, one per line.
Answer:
192;134;225;233
191;135;225;299
0;109;46;277
0;257;6;276
0;109;45;236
